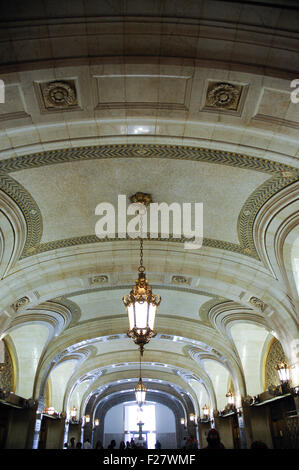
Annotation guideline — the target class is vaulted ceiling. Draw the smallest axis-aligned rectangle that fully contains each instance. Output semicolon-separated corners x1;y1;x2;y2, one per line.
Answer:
0;0;298;421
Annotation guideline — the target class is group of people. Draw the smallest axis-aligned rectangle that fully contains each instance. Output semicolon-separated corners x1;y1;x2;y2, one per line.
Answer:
182;429;268;449
64;437;159;450
65;430;268;450
64;437;93;449
106;437;162;449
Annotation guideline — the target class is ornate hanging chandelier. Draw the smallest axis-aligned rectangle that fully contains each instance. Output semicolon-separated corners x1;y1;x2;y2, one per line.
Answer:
123;194;161;355
135;350;146;406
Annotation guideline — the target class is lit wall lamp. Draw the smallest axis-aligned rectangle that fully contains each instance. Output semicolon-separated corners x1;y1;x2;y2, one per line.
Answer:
276;361;290;383
180;417;186;426
226;392;234;407
202;404;210;420
276;361;291;393
84;414;90;424
94;418;99;427
43;406;55;416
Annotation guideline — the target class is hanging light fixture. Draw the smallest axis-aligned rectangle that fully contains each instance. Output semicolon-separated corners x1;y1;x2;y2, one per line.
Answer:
123;194;161;355
135;350;147;406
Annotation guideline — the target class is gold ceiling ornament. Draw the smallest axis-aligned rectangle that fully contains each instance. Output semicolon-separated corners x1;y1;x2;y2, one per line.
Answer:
205;82;242;110
130;192;152;206
123;194;161;355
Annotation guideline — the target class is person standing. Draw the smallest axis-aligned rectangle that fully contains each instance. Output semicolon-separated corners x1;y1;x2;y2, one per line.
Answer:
83;438;91;449
69;437;76;449
203;429;225;449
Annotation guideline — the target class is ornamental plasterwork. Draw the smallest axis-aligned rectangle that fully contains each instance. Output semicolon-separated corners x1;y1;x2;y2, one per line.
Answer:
264;338;286;390
249;296;266;312
12;296;30;312
0;144;297;260
0;340;14;392
171;275;190;285
37;80;79;112
89;275;109;286
203;81;247;114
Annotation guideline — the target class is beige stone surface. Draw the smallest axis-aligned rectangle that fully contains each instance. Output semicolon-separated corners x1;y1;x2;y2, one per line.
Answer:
0;2;298;443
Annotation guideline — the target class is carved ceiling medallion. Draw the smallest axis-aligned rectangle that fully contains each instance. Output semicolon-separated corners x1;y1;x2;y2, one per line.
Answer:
38;80;79;111
204;81;244;113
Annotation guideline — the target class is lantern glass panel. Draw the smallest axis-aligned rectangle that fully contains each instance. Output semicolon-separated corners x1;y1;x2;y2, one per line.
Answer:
128;304;135;330
135;301;148;330
148;303;157;330
135;389;146;406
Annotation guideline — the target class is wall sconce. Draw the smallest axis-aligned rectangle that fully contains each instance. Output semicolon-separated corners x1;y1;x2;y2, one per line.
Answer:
276;361;290;384
226;392;234;406
43;407;55;416
94;418;99;427
202;404;210;419
180;417;186;426
189;413;195;422
70;406;77;418
84;414;90;424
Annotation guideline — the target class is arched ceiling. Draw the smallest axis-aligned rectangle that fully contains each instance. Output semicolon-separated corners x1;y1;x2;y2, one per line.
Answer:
0;0;298;418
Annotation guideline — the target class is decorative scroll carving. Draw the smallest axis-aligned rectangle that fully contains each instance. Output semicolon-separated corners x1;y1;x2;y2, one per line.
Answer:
249;296;266;312
171;275;189;285
12;296;30;311
89;275;109;285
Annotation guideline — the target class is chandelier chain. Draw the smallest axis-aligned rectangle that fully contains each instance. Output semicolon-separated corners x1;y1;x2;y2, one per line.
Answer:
138;209;145;272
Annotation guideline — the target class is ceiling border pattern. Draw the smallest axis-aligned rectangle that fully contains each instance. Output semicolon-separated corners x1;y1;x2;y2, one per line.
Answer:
0;173;42;256
0;144;297;260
